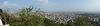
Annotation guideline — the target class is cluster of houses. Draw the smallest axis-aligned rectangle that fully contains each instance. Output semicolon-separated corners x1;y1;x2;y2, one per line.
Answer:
43;12;100;25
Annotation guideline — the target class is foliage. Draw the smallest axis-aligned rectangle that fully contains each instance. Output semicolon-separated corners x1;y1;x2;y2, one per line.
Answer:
1;6;45;26
65;16;92;26
74;16;92;26
0;6;94;26
44;18;65;26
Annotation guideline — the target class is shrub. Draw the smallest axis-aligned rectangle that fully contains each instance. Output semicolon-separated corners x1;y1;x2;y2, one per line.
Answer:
1;6;93;26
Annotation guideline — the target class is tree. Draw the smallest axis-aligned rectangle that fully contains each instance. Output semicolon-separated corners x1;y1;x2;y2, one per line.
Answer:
74;16;92;26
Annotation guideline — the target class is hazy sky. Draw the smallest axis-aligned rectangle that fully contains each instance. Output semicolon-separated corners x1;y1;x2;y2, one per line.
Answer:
0;0;100;12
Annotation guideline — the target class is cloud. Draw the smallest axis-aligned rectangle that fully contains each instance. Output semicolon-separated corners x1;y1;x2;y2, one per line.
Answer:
3;1;8;6
33;0;48;4
0;1;18;8
38;0;48;3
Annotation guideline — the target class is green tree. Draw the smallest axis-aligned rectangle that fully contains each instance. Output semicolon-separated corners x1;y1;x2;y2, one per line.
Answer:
74;16;92;26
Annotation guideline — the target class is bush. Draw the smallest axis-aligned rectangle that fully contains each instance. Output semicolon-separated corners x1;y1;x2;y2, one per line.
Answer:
1;6;45;26
1;6;93;26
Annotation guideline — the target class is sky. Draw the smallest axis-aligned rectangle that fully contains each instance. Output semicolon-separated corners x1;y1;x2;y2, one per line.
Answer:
0;0;100;12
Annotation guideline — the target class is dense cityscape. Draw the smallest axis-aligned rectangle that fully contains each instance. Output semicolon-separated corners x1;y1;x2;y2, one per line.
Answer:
43;12;100;25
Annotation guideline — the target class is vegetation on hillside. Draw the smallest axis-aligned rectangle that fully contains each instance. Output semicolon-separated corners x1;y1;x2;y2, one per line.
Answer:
0;6;97;26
